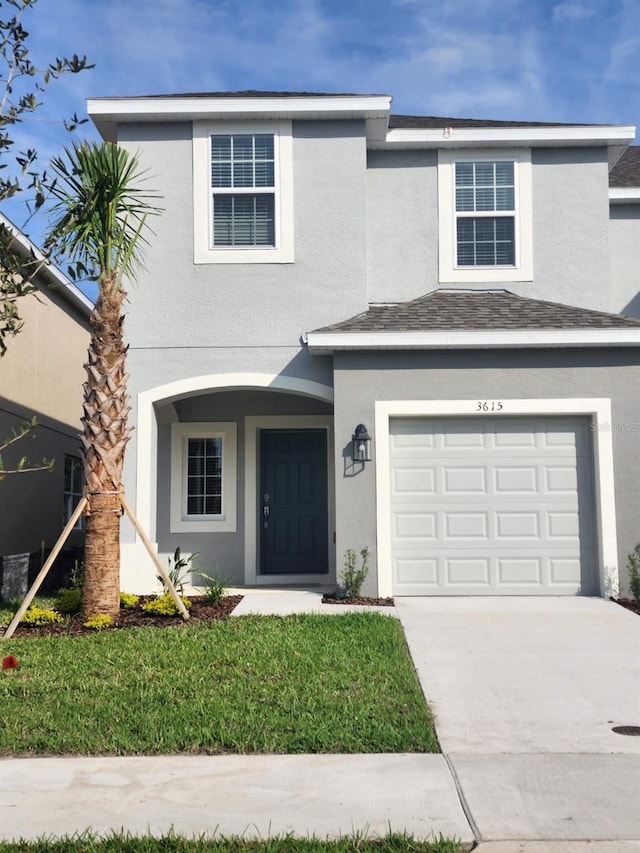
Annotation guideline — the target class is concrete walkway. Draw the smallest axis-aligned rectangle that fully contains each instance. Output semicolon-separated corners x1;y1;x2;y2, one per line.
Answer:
1;592;639;851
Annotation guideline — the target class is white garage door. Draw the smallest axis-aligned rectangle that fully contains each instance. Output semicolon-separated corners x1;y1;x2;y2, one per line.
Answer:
390;417;597;595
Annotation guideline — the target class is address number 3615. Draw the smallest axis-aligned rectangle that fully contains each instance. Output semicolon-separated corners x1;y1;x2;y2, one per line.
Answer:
476;401;503;412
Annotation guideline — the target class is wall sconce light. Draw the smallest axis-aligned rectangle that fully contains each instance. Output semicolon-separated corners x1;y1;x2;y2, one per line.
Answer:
352;423;372;463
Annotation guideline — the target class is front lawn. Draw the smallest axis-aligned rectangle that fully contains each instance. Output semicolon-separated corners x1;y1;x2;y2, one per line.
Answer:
0;613;437;755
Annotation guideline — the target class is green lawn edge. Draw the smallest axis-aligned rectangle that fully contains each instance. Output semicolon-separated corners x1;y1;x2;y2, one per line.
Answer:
0;830;465;852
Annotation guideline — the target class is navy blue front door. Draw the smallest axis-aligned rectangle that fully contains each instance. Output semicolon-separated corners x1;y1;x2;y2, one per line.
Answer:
259;429;328;575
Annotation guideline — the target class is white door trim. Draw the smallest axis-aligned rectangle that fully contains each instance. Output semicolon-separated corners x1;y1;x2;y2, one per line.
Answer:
244;415;335;585
375;398;618;598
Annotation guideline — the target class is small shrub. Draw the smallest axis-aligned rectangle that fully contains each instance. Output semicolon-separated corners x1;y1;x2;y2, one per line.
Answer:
54;587;82;614
627;543;640;602
199;572;228;605
20;607;63;626
141;593;192;617
159;547;199;595
83;614;113;631
68;559;84;590
119;592;139;609
340;547;370;599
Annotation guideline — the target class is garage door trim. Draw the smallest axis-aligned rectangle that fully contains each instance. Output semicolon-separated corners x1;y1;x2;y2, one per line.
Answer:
375;398;617;598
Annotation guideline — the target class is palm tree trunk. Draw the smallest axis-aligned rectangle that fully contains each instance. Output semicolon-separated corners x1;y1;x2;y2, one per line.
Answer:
80;279;131;621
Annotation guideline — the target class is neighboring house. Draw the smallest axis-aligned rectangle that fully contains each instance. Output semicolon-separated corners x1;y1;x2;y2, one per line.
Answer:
86;91;640;598
0;214;91;588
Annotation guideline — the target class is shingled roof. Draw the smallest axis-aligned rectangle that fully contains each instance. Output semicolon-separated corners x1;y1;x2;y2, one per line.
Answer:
610;147;640;188
313;290;640;333
389;114;595;130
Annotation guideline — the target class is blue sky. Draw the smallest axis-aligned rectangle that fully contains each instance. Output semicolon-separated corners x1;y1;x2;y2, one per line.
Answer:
3;0;639;283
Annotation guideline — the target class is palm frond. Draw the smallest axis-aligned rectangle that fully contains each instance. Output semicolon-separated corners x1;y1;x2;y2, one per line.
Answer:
45;141;162;291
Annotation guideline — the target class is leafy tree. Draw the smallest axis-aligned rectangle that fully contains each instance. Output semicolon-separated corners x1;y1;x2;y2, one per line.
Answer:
0;0;91;480
45;140;161;620
0;0;92;356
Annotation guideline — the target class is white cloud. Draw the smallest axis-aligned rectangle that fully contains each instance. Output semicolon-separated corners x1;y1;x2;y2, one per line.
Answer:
552;2;595;23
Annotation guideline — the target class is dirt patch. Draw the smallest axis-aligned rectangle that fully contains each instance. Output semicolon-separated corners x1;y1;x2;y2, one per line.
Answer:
5;595;244;637
613;598;640;616
322;594;394;607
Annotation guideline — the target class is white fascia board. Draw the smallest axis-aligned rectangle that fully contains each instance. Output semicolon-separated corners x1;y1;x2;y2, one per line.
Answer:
306;328;640;353
610;187;640;203
88;95;392;138
377;125;636;150
0;212;93;316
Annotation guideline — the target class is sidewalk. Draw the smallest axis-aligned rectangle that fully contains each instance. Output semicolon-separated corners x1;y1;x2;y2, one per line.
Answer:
1;591;639;850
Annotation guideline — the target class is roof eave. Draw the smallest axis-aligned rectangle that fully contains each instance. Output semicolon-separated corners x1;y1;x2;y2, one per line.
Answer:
0;213;93;317
87;94;393;142
610;187;640;203
306;328;640;354
375;126;636;167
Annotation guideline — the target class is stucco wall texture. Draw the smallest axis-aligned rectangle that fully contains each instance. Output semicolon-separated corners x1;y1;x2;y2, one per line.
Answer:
333;349;640;599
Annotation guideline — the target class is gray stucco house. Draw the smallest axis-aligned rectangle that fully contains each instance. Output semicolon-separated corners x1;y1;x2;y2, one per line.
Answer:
86;92;640;599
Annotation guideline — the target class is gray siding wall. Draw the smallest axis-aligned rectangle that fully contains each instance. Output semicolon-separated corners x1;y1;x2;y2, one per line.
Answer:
333;349;640;598
610;203;640;317
116;119;370;526
118;119;369;352
366;147;612;311
0;405;84;556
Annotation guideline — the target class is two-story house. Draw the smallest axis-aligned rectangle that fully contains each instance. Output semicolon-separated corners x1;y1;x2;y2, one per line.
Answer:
0;214;91;594
86;91;640;599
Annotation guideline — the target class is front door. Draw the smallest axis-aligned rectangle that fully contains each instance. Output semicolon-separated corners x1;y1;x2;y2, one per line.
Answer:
259;429;328;575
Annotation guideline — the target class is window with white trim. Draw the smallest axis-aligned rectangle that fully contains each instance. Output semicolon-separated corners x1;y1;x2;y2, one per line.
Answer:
63;454;84;531
211;133;276;247
455;160;515;266
193;121;294;264
170;423;237;533
438;149;533;283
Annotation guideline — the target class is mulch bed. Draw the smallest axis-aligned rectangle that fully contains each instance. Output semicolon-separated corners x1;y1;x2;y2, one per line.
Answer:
613;598;640;616
5;595;244;638
322;594;394;606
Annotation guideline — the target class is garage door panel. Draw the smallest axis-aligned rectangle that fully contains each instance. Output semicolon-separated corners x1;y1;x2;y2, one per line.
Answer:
390;416;596;596
443;466;487;493
394;511;438;540
495;511;540;538
393;466;436;494
494;465;539;493
498;557;542;584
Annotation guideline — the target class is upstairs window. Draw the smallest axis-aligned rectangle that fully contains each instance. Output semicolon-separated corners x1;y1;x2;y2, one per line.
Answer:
211;134;276;248
455;161;515;266
437;149;532;284
193;120;294;264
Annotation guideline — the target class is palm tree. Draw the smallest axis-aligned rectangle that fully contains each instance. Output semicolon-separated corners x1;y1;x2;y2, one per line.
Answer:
45;141;160;620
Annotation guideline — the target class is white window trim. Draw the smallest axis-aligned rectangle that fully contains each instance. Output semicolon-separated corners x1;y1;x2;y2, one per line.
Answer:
193;120;294;264
375;398;618;599
438;149;533;283
170;422;237;533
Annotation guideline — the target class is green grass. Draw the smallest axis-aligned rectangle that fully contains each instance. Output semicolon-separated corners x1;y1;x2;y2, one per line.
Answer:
0;613;437;755
0;831;463;852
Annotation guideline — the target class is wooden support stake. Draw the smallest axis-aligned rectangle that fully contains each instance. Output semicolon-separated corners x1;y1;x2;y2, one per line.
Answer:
120;494;190;621
3;497;89;640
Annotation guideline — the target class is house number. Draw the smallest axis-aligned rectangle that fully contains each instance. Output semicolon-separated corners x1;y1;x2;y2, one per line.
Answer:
476;401;503;412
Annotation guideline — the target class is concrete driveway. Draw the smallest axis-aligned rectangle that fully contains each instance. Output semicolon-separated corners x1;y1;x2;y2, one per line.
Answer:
395;596;640;754
395;596;640;844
